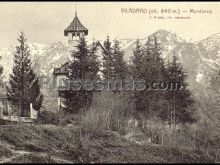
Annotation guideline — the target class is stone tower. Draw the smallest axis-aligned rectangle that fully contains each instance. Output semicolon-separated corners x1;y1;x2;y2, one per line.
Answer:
64;12;88;50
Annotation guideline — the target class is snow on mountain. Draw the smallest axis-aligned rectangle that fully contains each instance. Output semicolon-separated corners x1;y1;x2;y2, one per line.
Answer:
123;29;187;62
197;33;220;54
0;43;47;80
195;33;220;86
118;38;137;50
0;46;15;81
122;29;220;89
0;29;220;91
196;72;204;83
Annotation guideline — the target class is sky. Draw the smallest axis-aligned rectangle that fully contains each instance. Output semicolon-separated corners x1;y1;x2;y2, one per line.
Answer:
0;2;220;47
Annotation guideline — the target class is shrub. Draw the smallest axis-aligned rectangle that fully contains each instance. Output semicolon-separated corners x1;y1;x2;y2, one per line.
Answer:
80;91;134;134
37;110;60;125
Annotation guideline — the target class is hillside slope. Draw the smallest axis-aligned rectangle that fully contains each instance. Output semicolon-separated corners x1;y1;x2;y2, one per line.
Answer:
0;124;214;163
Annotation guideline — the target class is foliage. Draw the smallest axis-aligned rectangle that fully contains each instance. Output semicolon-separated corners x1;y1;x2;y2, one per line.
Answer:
80;91;134;134
59;37;100;114
112;39;128;80
130;37;167;124
162;55;196;124
101;36;115;80
6;32;43;117
37;110;61;125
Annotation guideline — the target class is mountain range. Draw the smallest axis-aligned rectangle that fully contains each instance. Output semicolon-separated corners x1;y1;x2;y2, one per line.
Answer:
0;29;220;92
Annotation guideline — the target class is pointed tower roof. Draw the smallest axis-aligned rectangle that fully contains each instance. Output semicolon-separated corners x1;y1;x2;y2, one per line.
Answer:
64;12;88;36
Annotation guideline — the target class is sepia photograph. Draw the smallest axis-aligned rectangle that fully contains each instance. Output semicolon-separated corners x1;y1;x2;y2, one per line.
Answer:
0;1;219;163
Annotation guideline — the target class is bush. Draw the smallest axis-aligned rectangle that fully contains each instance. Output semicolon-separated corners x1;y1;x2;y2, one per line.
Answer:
0;146;13;158
80;91;134;134
37;110;60;125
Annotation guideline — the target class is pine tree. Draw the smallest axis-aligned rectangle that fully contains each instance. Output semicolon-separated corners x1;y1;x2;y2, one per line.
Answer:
90;40;101;80
206;69;220;127
130;39;143;79
112;39;128;80
130;37;167;126
113;40;127;80
130;39;144;122
59;37;100;114
108;39;128;92
0;57;4;96
162;54;196;124
7;32;43;117
143;36;167;119
102;36;115;80
141;36;165;86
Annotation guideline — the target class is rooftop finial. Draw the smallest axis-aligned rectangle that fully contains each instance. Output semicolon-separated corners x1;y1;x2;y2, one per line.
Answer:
74;1;77;17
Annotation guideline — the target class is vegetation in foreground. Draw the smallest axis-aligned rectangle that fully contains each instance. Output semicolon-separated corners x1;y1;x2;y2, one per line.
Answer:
0;124;214;163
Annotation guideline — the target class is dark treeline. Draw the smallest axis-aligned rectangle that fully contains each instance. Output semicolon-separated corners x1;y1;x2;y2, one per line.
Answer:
59;35;196;126
2;32;197;126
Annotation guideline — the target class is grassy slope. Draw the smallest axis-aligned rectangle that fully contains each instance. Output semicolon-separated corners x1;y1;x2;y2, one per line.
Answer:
0;124;214;163
0;146;13;159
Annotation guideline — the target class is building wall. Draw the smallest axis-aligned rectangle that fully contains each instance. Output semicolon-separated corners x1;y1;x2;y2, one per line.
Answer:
54;41;106;110
53;74;68;110
54;74;68;90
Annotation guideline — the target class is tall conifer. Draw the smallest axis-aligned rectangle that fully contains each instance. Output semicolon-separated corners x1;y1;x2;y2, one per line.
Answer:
59;37;100;114
7;32;43;117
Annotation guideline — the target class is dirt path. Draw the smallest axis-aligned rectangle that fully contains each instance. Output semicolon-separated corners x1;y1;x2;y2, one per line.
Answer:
0;140;74;163
0;154;23;164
